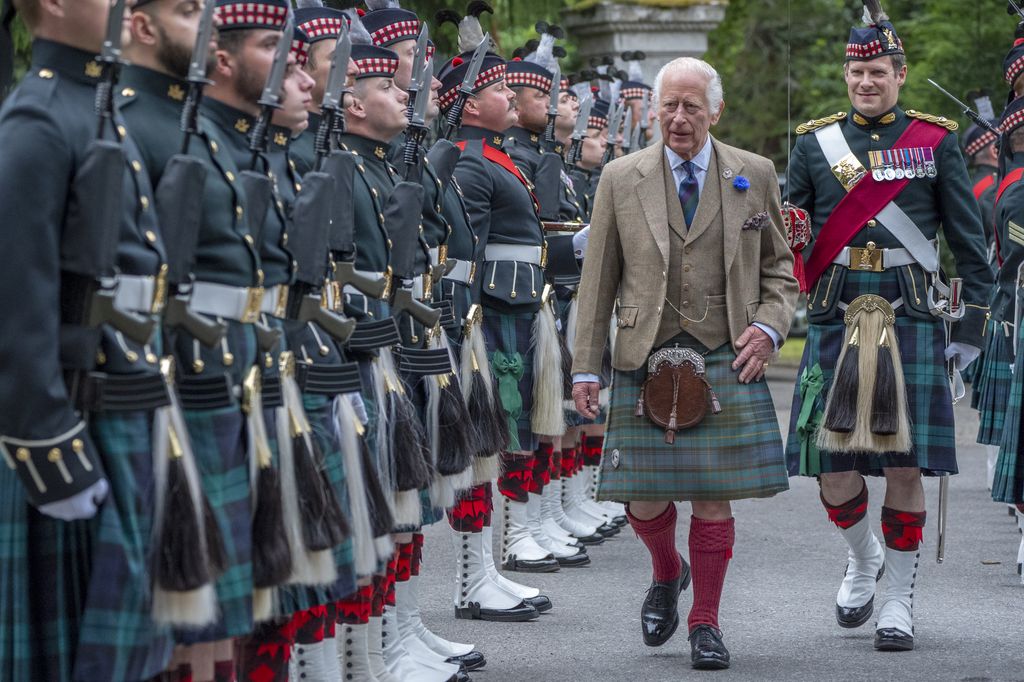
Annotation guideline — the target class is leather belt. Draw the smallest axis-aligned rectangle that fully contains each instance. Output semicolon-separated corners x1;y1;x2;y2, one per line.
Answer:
832;241;926;272
75;371;171;413
484;244;544;265
113;271;168;315
443;259;475;284
260;285;289;318
191;281;264;323
396;347;454;376
298;361;364;396
347;318;402;352
177;373;236;411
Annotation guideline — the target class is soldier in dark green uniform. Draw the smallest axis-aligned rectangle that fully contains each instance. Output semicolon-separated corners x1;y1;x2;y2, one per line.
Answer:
784;3;992;652
569;95;610;219
0;1;175;679
989;97;1024;583
120;5;265;677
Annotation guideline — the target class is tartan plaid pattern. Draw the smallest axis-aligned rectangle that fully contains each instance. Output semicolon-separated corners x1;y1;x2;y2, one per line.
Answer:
994;320;1024;503
785;270;958;477
846;38;902;59
298;16;345;40
215;1;289;30
481;310;539;452
597;343;789;502
74;411;175;681
447;483;492;531
974;321;1013;445
291;39;310;67
354;57;399;79
620;87;649;101
439;64;507;110
177;404;254;643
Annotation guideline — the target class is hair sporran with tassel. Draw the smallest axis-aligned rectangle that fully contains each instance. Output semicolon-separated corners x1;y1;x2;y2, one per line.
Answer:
459;304;506;483
818;294;911;454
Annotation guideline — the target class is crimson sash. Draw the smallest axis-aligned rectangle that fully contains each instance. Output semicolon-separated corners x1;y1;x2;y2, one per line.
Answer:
992;167;1024;268
803;120;948;288
456;139;540;210
973;173;995;200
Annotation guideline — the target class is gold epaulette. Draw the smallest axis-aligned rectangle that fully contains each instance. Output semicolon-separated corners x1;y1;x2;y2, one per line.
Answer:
905;110;958;132
795;112;847;135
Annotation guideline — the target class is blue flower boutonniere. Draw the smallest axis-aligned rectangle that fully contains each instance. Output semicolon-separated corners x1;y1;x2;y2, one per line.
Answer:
733;175;750;191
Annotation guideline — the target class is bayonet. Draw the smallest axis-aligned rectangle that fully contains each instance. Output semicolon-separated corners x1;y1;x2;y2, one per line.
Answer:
403;56;434;179
567;94;592;167
928;78;1001;137
249;12;294;166
443;33;489;138
405;24;429;122
1010;0;1024;21
178;0;217;153
543;63;561;143
637;92;650;148
629;120;642;152
314;20;351;168
95;0;127;138
619;107;633;154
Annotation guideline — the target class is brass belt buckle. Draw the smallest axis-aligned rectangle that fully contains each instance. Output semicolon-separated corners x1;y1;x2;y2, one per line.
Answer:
848;241;883;272
151;265;169;314
273;285;289;319
242;286;264;323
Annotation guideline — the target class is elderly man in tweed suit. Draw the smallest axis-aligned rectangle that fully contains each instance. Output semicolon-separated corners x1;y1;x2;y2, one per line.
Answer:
571;57;799;670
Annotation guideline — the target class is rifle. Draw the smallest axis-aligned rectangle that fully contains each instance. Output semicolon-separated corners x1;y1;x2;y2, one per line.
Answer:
600;100;624;167
543;64;561;145
313;20;351;171
386;183;441;328
402;48;433;180
404;25;430;125
248;12;294;169
442;34;489;140
159;0;227;348
566;94;592;169
927;78;1001;138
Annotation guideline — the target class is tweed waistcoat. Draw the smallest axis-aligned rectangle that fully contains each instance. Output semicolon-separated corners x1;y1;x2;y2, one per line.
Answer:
656;149;729;350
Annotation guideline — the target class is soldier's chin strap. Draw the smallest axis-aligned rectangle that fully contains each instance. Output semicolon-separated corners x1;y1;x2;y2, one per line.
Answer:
0;0;16;99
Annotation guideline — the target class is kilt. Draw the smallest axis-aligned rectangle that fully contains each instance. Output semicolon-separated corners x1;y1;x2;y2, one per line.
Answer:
481;309;540;453
974;321;1013;445
994;321;1024;504
597;343;789;502
785;271;957;477
177;404;253;642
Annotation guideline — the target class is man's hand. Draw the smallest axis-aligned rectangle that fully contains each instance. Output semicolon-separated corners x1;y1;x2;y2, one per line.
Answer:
944;342;981;371
573;381;601;419
732;325;774;384
37;478;109;521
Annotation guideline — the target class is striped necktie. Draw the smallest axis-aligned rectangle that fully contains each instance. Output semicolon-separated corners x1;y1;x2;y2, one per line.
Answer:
677;160;699;228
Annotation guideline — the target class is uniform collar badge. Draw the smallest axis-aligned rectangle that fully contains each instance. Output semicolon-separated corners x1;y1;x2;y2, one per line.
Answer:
235;118;251;134
374;146;386;160
84;61;103;78
492;136;503;147
167;84;186;102
274;132;288;147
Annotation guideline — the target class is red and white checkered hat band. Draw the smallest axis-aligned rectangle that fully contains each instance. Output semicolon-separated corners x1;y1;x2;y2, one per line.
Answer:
620;87;648;101
355;57;399;78
1001;109;1024;135
440;64;507;109
845;38;901;59
298;16;345;40
560;78;571;92
426;44;435;61
587;116;607;129
215;2;288;29
370;19;420;46
291;39;310;66
965;131;997;156
505;70;551;93
1007;56;1024;85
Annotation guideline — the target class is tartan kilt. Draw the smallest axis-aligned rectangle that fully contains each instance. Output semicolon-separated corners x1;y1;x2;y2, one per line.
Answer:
176;404;254;643
784;271;957;477
975;321;1013;445
597;344;789;502
481;309;540;453
994;321;1024;504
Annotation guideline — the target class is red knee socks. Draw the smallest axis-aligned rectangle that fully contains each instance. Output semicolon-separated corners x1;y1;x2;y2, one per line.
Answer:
687;516;735;632
627;502;682;583
880;506;926;551
821;481;868;529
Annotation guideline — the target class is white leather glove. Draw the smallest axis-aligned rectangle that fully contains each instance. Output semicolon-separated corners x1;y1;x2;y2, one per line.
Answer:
572;225;590;258
944;342;981;371
37;478;109;521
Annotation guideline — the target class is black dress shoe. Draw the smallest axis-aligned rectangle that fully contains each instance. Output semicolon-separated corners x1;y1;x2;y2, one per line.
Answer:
836;563;885;628
502;554;560;573
597;522;620;537
575;532;605;546
446;650;486;671
689;625;730;670
555;549;591;567
611;515;628;527
454;600;540;622
524;594;553;612
874;627;914;651
641;554;692;647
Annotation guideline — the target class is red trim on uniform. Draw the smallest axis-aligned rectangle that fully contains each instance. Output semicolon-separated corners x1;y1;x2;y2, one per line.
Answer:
973;173;996;200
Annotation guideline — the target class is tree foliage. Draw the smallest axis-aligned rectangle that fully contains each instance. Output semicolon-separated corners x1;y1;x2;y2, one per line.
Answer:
706;0;1018;169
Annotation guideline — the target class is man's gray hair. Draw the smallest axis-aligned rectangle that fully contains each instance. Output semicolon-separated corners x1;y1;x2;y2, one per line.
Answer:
652;57;724;115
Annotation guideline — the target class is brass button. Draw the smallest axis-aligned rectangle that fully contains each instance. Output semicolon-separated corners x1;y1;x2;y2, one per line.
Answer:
867;219;877;228
226;171;236;182
265;354;274;368
236;205;244;218
121;87;135;97
117;125;127;138
72;439;85;453
145;352;158;364
131;160;142;172
244;234;255;246
387;238;393;248
378;214;386;224
276;200;284;212
38;68;54;79
140;196;150;210
294;183;301;193
96;350;107;365
145;230;157;243
125;350;139;363
210;140;219;153
683;283;690;290
282;233;288;246
193;359;205;373
16;447;30;462
871;133;880;141
47;448;62;462
223;352;235;366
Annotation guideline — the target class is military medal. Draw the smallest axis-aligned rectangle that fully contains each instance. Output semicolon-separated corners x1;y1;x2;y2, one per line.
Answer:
885;150;899;180
869;151;884;181
924;148;938;178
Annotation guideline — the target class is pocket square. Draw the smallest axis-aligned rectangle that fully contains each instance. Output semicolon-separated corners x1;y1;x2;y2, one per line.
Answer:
741;211;771;231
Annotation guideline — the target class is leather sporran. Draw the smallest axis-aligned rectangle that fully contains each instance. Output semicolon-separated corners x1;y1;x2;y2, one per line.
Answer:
635;347;722;444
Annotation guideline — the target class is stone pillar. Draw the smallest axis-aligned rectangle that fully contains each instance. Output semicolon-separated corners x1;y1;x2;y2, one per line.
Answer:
561;1;727;86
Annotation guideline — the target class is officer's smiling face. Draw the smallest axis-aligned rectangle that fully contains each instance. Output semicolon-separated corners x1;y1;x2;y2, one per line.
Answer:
658;69;722;161
845;56;907;118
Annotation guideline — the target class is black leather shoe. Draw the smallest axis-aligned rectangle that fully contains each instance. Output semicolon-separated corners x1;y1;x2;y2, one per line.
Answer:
524;595;553;612
597;522;620;537
502;554;560;573
689;625;730;670
446;650;486;671
641;554;691;647
836;563;885;628
454;600;540;622
611;515;628;527
555;549;591;567
575;532;605;546
874;627;914;651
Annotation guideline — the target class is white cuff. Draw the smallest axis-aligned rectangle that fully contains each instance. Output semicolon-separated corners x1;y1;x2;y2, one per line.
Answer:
572;225;590;258
752;322;782;350
37;478;109;521
573;372;600;384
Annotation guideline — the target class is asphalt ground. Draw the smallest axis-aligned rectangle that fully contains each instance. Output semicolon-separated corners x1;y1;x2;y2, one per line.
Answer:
414;367;1024;682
